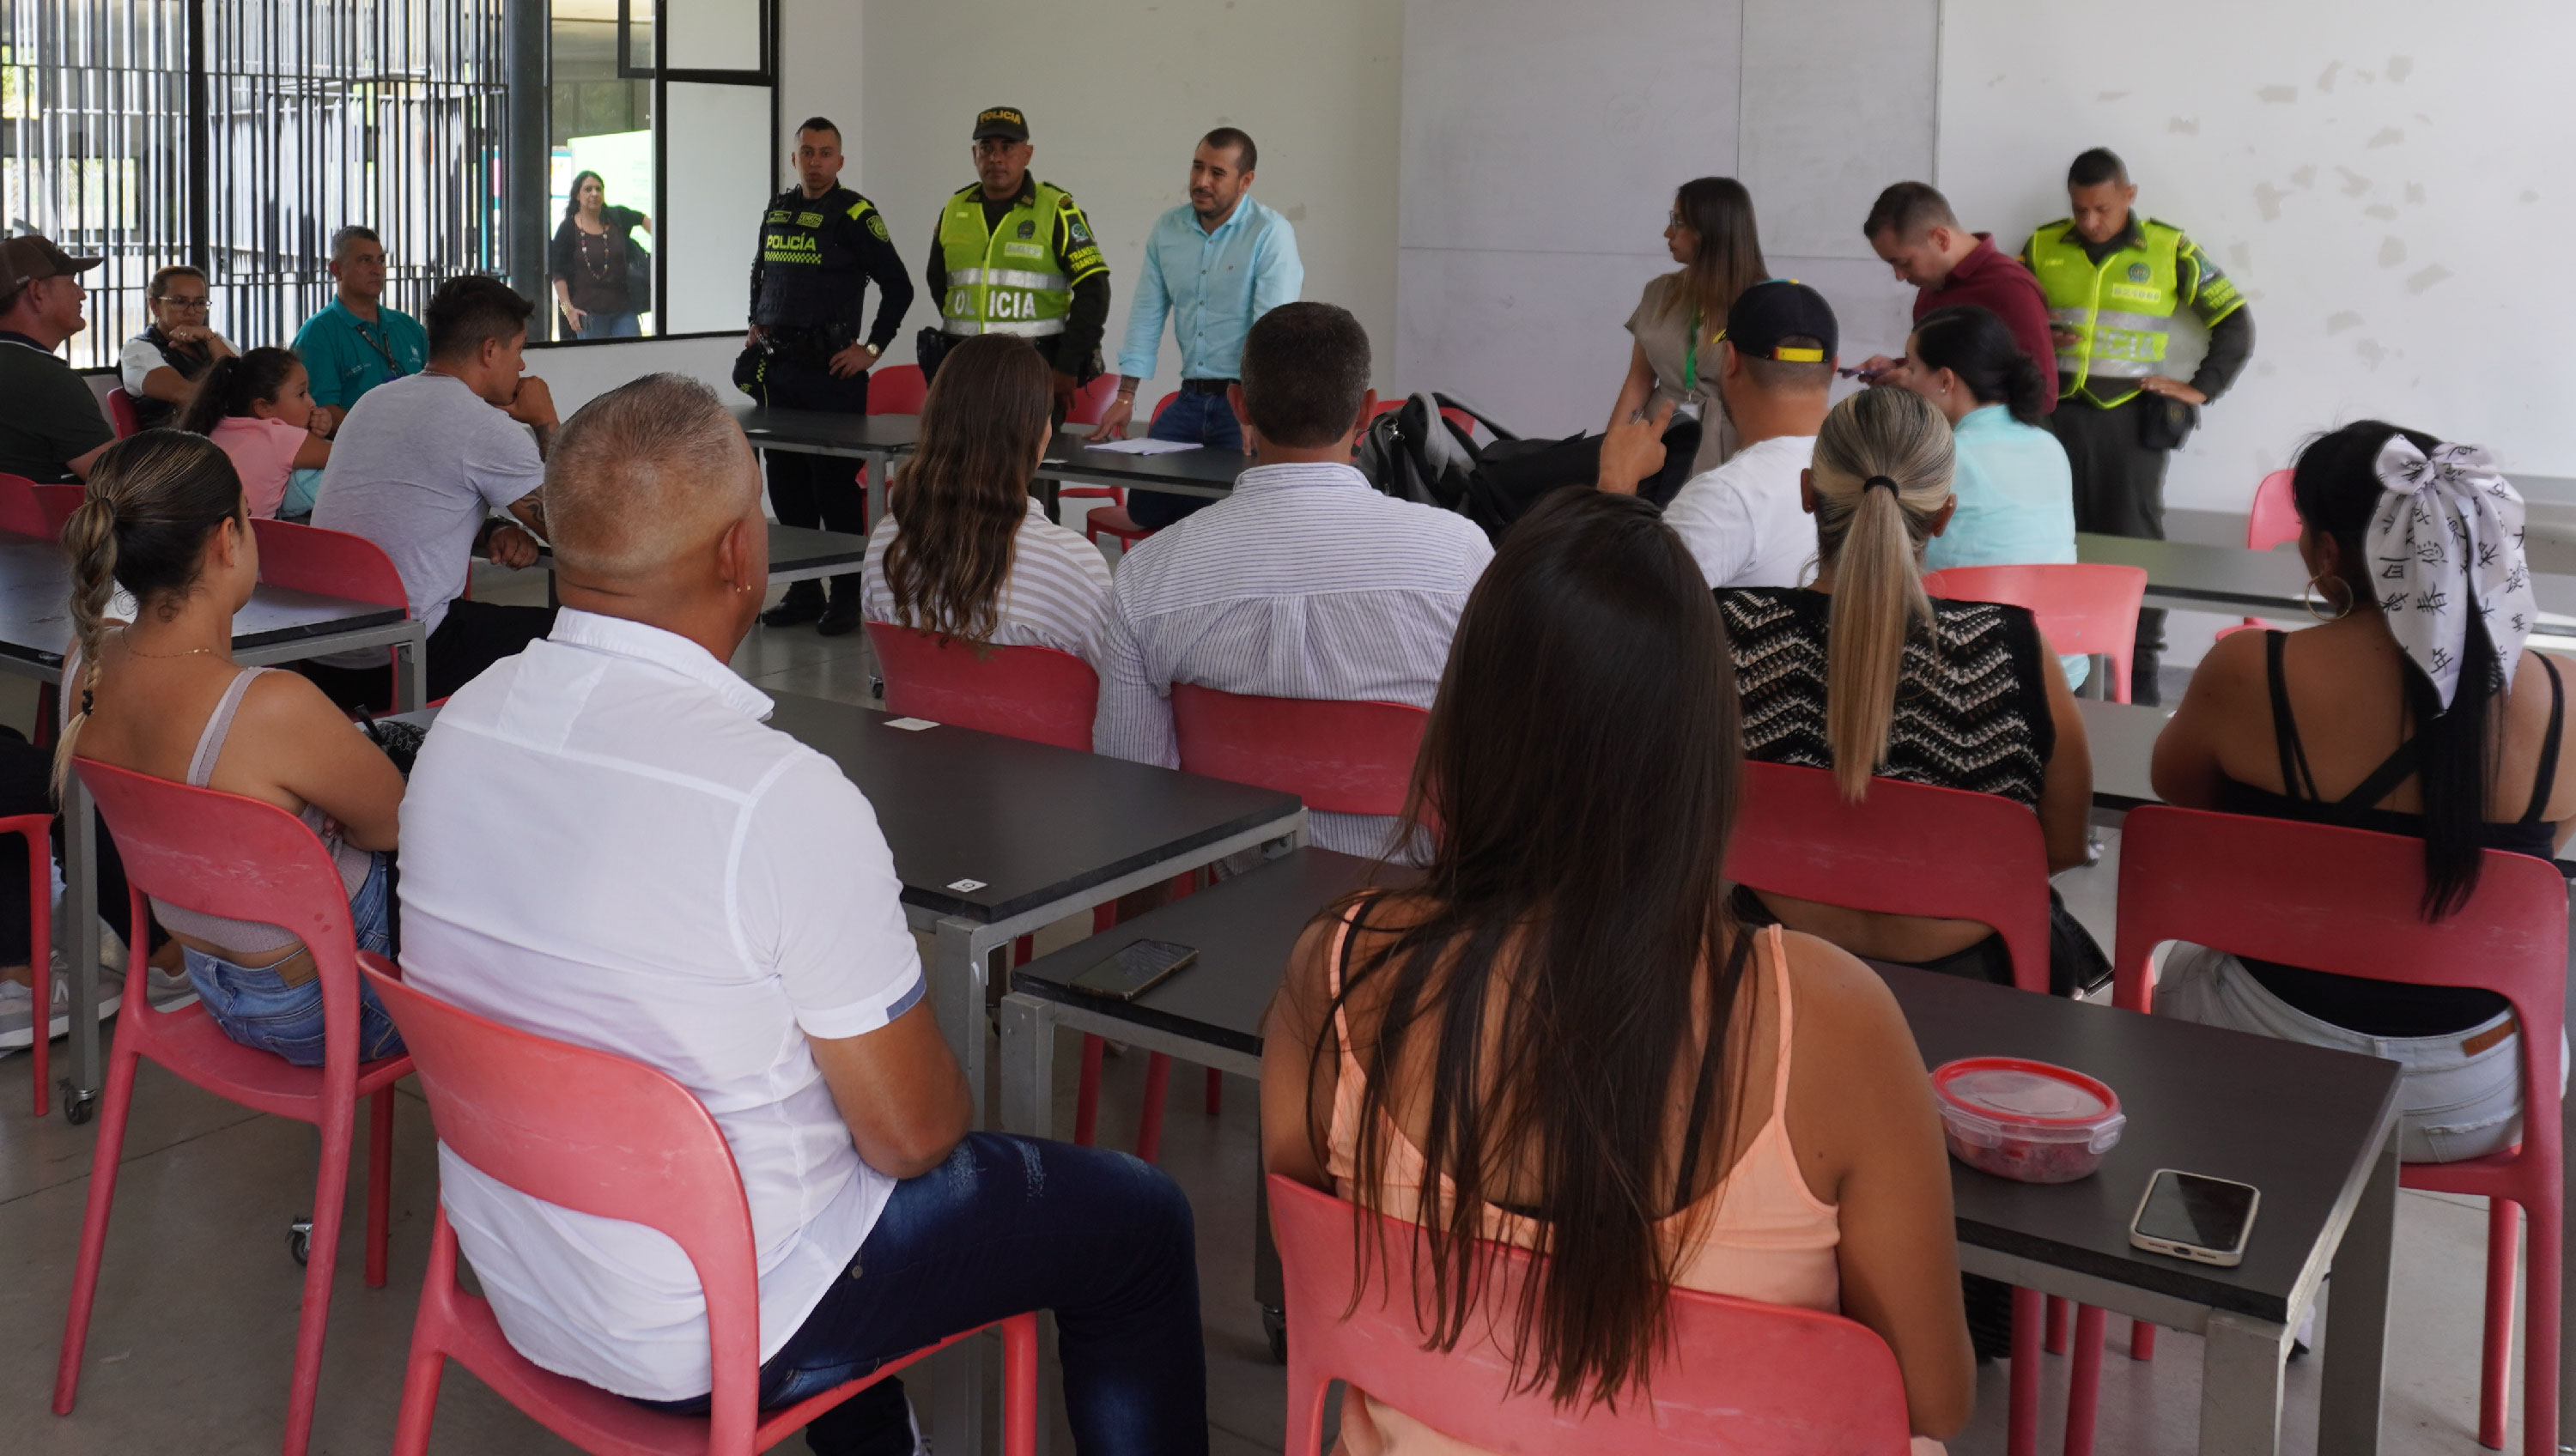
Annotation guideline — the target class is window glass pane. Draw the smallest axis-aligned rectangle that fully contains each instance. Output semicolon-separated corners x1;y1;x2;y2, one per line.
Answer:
667;0;758;73
661;80;771;334
550;0;655;339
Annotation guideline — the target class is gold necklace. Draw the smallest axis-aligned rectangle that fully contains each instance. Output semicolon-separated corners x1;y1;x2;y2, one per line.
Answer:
119;628;221;660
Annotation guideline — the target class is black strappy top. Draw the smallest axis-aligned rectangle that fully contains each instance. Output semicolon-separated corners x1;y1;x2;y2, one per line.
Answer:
2212;631;2563;1036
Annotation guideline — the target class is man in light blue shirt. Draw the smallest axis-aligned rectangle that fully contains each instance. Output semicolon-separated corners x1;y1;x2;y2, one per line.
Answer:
1093;127;1301;528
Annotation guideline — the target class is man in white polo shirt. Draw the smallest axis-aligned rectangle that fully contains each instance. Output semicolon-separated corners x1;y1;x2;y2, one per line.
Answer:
398;374;1206;1456
1599;279;1838;591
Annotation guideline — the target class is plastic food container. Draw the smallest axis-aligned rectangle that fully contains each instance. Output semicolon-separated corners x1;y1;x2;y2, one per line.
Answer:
1932;1057;2126;1184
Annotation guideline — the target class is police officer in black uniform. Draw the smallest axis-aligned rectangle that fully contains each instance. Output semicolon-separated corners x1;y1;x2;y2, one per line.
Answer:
741;115;913;635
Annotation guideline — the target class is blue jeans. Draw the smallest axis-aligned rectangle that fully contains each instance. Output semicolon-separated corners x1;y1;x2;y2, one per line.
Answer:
576;311;642;340
1127;387;1242;529
183;853;404;1066
643;1132;1207;1456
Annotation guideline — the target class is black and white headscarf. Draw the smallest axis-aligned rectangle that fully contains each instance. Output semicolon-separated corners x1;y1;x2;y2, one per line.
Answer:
2369;436;2533;710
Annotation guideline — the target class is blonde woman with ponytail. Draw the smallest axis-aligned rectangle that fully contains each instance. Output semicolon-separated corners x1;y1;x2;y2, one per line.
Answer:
1716;385;2093;986
55;430;408;1065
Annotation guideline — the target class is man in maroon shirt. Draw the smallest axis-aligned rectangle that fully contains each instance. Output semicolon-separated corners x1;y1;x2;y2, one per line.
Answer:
1855;182;2059;408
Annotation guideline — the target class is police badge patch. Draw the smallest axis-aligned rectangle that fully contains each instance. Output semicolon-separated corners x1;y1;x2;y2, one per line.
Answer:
866;212;890;241
2128;263;2151;282
1017;220;1036;239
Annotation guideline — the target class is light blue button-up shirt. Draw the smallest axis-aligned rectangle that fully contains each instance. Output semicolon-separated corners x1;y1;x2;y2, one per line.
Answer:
1115;194;1302;382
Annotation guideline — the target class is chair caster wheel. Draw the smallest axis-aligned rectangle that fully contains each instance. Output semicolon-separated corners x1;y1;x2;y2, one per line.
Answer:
62;1085;94;1125
1262;1303;1287;1364
289;1217;313;1266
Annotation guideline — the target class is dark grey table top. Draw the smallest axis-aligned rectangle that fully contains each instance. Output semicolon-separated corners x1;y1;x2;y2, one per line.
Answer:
0;533;408;673
1019;841;2399;1325
2077;531;2576;621
763;690;1303;924
1040;433;1254;492
733;405;920;454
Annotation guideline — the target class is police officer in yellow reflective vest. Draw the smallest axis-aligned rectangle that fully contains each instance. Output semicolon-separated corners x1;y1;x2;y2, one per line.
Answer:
2020;147;2253;703
920;106;1110;424
739;115;914;635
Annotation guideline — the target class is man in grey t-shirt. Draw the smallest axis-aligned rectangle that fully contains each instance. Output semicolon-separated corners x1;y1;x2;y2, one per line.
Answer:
307;276;560;708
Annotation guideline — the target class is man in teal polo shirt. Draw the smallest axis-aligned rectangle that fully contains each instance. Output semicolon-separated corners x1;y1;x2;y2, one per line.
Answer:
292;225;429;436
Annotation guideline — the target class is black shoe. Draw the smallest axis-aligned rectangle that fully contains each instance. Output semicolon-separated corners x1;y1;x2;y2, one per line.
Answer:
817;597;861;637
760;582;825;628
2129;648;2163;707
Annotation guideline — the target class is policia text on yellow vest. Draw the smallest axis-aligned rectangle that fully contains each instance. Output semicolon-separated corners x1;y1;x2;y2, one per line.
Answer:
921;176;1109;385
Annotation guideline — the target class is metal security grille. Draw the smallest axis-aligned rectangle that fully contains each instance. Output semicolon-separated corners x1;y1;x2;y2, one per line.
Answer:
1;0;508;371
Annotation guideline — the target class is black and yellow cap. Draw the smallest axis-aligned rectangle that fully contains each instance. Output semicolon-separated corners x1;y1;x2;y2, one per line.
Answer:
972;106;1030;143
1724;278;1838;363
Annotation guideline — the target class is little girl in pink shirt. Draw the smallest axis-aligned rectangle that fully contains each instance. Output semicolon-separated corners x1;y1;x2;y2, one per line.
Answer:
180;348;331;519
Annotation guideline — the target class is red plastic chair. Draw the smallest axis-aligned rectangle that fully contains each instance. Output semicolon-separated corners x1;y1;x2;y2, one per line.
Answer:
250;518;418;703
1269;1174;1915;1453
1078;391;1183;549
1922;563;2148;704
360;955;1038;1456
1160;686;1431;1158
54;761;410;1456
1062;372;1121;428
32;482;82;537
2;813;52;1115
1725;758;2057;1449
864;623;1098;752
0;471;47;537
868;363;927;416
2106;806;2564;1456
2215;468;2303;639
104;388;142;439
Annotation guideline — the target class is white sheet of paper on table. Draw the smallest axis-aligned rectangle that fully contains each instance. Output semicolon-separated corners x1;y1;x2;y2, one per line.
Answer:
1084;438;1202;455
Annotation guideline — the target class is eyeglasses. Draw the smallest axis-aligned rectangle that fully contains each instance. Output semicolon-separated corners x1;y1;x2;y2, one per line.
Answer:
154;295;210;311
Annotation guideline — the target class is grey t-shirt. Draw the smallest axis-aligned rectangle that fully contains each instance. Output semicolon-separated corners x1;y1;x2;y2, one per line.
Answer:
311;371;542;653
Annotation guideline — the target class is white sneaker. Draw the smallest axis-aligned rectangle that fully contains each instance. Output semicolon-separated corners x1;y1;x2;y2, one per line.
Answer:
0;954;73;1051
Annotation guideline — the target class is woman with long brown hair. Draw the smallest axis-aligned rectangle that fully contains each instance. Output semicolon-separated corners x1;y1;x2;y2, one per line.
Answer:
54;430;406;1064
1261;488;1972;1453
1602;177;1769;495
859;334;1111;658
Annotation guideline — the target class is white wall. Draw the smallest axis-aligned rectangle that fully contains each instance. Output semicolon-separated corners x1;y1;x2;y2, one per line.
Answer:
848;0;1402;404
1937;0;2576;510
528;334;745;415
1396;0;1921;437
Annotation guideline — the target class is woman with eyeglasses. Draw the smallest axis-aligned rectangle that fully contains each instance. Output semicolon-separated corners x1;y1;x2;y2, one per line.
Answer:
1600;177;1770;503
118;265;236;430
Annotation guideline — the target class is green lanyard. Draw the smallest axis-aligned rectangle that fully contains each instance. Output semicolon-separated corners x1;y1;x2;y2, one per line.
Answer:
1683;306;1722;393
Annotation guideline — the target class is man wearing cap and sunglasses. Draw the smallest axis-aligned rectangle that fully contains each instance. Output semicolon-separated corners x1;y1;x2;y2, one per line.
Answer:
1597;278;1838;591
0;233;115;485
920;106;1110;422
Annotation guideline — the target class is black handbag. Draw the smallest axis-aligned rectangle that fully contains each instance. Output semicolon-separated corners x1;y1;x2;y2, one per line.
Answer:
622;229;653;316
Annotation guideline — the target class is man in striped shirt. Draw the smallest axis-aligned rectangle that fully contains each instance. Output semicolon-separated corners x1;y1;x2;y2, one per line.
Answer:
1092;303;1493;857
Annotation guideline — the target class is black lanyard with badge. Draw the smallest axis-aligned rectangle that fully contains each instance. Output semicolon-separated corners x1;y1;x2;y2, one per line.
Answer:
351;315;407;379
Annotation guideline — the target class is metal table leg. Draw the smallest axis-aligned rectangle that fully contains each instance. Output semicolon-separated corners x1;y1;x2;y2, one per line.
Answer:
998;992;1058;1138
2198;1308;2290;1455
2318;1127;2397;1456
59;776;101;1122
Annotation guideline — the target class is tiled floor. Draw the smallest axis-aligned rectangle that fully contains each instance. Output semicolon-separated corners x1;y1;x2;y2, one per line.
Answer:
0;552;2542;1453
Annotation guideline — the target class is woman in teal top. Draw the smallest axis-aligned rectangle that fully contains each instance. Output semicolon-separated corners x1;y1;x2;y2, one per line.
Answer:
1881;303;2087;689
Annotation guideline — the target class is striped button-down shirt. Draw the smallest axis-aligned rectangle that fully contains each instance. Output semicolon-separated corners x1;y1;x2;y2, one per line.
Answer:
1092;461;1493;855
861;496;1115;664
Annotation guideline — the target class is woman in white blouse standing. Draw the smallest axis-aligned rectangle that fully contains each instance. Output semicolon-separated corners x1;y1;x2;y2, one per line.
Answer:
861;334;1113;659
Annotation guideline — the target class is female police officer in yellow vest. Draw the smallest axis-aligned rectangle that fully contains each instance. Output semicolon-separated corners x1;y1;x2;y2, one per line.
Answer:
2020;146;2254;701
920;106;1110;423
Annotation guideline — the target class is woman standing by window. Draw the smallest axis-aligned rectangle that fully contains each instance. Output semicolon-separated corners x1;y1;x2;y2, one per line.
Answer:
1602;177;1768;499
550;171;653;340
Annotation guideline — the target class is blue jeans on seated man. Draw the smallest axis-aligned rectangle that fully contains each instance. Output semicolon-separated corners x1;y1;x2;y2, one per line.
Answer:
183;852;404;1066
641;1131;1207;1456
1125;386;1242;531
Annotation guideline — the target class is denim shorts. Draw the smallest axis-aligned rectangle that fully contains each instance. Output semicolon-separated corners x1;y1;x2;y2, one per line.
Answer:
2157;943;2567;1163
183;853;404;1067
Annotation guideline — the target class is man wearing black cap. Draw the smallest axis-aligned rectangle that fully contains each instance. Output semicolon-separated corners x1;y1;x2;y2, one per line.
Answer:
0;234;115;484
743;116;914;635
921;106;1110;421
1599;279;1837;590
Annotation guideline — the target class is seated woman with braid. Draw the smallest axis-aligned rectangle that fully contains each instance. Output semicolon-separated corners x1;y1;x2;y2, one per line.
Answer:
54;430;407;1065
2153;421;2576;1162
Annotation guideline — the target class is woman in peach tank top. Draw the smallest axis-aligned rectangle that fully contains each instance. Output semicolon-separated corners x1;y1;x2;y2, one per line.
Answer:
1261;490;1974;1455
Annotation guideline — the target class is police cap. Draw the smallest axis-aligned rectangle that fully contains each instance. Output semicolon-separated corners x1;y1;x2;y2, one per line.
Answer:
973;106;1030;143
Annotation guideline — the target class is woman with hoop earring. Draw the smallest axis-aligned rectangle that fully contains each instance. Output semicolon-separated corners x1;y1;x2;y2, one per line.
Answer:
2150;420;2576;1163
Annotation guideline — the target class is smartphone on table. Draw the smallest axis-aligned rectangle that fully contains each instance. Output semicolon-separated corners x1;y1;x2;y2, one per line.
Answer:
2128;1168;2260;1267
1069;938;1198;1001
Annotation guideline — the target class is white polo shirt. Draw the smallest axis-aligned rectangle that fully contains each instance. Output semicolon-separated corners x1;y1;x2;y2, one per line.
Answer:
397;609;925;1400
1660;434;1820;590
